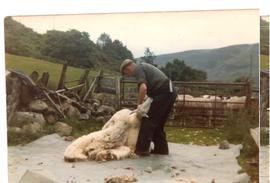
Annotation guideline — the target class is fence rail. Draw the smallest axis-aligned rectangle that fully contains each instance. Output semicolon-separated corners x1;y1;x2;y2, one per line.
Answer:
58;67;255;128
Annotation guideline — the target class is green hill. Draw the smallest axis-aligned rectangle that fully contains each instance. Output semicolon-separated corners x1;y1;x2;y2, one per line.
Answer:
4;17;133;72
154;44;259;86
5;53;100;89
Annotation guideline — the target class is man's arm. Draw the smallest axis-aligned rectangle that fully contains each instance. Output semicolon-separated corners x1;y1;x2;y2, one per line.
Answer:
138;83;147;104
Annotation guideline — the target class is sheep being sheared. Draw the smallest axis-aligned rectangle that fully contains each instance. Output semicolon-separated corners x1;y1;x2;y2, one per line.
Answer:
64;97;153;162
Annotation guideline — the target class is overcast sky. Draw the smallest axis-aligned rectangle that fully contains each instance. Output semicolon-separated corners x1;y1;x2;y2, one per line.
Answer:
13;9;259;58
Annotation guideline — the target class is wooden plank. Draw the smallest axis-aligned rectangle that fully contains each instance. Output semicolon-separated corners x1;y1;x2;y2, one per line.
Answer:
96;87;116;94
57;93;87;113
82;71;102;102
121;80;247;86
43;91;66;118
56;84;85;93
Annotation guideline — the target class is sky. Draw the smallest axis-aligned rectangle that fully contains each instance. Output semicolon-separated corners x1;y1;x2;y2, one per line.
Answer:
13;9;259;58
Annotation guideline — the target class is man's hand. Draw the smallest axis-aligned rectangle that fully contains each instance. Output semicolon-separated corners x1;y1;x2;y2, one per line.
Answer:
138;83;147;104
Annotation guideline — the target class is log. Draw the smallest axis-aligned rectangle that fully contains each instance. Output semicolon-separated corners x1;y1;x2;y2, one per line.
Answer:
43;91;66;118
57;93;87;113
56;84;85;93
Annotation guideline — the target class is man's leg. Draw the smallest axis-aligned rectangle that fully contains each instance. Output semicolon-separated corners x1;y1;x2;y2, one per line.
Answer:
152;91;177;154
135;94;170;155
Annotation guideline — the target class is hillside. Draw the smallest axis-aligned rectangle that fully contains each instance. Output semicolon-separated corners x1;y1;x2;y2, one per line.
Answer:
5;54;117;90
4;17;132;72
154;44;259;85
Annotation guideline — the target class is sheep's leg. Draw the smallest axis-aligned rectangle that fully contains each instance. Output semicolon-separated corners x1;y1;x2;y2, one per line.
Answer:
64;134;95;162
95;146;132;162
110;146;132;160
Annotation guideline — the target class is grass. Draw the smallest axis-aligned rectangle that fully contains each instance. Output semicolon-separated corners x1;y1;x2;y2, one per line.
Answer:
260;54;269;70
165;127;226;145
5;53;100;89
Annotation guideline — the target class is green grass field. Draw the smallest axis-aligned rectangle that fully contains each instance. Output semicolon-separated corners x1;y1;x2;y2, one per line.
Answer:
260;54;269;70
5;53;99;89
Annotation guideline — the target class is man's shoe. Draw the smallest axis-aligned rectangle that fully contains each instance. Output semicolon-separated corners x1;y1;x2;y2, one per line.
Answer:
135;150;150;156
150;149;169;155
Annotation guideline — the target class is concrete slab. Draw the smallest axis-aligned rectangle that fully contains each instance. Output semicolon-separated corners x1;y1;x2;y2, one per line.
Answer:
8;134;249;183
18;170;60;183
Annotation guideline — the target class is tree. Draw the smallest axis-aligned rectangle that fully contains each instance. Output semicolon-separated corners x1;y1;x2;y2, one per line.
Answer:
161;59;207;81
41;29;93;67
96;33;112;49
97;33;133;61
41;29;94;89
110;39;133;60
140;47;156;66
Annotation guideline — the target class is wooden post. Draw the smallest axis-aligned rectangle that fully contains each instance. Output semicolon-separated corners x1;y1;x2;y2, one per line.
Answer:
115;77;121;110
95;70;103;93
245;81;251;109
57;63;68;90
79;69;90;85
77;69;90;95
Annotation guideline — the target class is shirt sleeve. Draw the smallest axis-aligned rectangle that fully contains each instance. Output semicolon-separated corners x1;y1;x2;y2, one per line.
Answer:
134;66;147;86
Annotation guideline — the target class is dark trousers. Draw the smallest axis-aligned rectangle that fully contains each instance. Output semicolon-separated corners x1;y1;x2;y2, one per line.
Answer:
136;90;177;154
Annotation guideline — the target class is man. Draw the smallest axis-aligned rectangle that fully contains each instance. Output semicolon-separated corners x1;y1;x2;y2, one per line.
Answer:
120;59;177;156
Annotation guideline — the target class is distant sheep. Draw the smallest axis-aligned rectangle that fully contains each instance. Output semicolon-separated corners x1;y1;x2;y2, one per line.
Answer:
64;97;153;162
224;96;246;110
176;94;224;109
174;94;225;126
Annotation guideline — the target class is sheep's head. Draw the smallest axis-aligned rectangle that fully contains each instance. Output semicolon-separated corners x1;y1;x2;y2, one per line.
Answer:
132;97;153;119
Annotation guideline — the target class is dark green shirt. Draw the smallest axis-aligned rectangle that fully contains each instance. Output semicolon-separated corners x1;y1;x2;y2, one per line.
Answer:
134;63;169;96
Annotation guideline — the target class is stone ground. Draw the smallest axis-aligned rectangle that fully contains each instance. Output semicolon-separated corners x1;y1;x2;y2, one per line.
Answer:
260;145;269;183
8;134;250;183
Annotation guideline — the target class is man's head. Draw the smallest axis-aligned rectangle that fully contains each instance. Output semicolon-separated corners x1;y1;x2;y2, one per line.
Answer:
120;59;137;77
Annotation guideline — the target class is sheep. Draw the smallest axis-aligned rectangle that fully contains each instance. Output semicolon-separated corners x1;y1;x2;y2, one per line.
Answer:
175;94;225;127
202;95;222;100
224;96;246;111
176;94;224;109
176;94;194;101
64;97;153;162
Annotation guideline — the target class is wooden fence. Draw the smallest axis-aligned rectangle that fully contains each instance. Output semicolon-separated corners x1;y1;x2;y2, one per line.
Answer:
57;68;254;128
118;78;253;128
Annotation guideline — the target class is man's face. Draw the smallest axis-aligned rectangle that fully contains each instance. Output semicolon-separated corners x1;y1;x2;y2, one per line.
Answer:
123;64;135;77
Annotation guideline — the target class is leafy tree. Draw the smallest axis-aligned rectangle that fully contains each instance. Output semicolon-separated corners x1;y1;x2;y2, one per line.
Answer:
41;29;93;67
161;59;207;81
97;33;133;61
97;33;112;49
140;47;156;66
111;39;133;60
